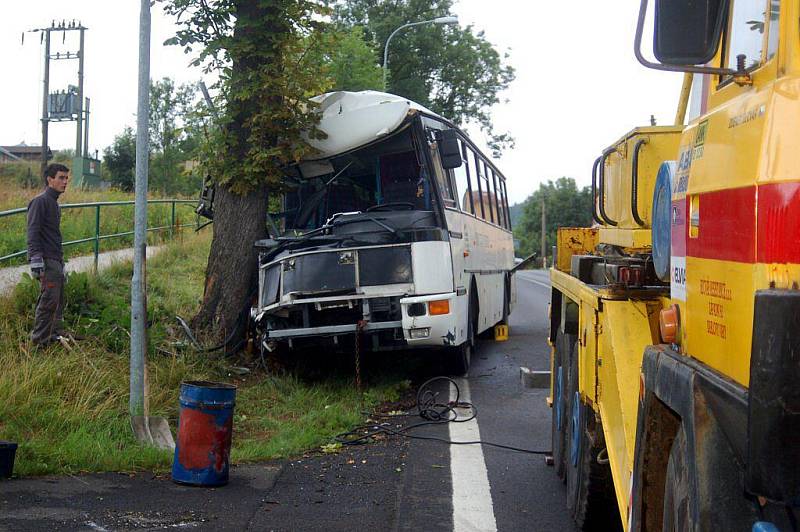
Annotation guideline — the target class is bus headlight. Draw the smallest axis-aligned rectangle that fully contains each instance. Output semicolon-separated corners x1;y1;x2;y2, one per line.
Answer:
409;327;430;339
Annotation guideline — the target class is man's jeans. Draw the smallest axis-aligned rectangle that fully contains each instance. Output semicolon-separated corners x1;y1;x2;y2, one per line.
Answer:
31;258;65;345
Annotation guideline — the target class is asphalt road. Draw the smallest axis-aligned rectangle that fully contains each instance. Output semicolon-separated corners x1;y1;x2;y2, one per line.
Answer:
0;269;576;532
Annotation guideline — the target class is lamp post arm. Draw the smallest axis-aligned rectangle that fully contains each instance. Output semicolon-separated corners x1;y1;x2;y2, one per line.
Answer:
383;19;435;90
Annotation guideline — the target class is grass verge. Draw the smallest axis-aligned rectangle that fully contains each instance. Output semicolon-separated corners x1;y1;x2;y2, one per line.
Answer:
0;229;404;476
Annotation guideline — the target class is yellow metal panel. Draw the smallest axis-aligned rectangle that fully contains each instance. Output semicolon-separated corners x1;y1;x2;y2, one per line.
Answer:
683;258;754;386
578;300;598;405
756;263;800;290
597;228;653;250
549;268;601;311
760;78;800;184
687;89;769;194
555;227;598;273
599;127;683;234
595;300;661;525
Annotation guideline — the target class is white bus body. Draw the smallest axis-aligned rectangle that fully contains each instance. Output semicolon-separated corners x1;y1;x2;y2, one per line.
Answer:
252;91;515;372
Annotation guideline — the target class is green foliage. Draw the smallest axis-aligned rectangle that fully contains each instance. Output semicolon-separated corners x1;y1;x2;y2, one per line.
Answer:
161;0;332;194
514;177;593;260
333;0;516;155
0;161;40;189
0;231;404;476
102;127;137;191
149;78;204;195
508;202;524;229
102;79;204;196
316;26;384;92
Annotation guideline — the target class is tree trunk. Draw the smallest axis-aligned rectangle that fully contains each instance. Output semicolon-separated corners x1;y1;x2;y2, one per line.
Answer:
192;0;278;343
192;181;268;341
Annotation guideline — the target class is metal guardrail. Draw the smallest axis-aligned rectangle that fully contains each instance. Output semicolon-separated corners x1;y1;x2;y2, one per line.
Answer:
0;199;198;269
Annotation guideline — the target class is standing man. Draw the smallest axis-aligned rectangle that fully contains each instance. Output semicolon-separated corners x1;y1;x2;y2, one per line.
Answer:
27;163;70;346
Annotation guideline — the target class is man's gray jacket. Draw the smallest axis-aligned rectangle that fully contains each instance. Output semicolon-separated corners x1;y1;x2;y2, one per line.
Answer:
27;187;64;265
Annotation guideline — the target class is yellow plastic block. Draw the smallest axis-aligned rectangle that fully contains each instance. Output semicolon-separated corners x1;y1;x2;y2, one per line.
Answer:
494;324;509;342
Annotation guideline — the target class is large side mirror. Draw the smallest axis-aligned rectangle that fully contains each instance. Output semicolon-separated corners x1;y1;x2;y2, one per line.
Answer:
436;129;462;170
653;0;727;65
634;0;739;79
196;176;215;220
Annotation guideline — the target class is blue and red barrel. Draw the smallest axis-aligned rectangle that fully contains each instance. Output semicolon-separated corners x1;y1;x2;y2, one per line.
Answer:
172;381;237;486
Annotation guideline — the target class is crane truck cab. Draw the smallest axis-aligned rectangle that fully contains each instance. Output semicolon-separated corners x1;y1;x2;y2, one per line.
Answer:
548;0;800;530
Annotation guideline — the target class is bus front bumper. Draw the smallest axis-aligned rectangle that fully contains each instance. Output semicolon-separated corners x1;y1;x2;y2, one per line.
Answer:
261;292;463;348
400;292;462;347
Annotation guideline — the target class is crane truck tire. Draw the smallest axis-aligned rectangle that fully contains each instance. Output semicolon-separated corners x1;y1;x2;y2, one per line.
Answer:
662;426;692;531
551;331;574;481
564;340;621;530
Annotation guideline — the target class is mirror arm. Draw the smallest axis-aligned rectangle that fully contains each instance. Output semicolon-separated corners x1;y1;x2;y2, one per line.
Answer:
633;0;741;78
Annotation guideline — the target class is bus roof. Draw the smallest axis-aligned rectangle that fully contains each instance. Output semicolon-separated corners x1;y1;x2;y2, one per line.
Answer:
303;91;440;160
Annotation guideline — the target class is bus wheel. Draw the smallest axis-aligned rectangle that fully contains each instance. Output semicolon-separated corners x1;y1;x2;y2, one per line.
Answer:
447;291;476;376
662;427;690;532
551;332;574;481
501;273;511;324
564;341;620;530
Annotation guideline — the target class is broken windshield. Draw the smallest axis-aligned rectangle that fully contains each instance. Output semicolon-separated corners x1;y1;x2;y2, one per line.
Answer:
280;127;439;234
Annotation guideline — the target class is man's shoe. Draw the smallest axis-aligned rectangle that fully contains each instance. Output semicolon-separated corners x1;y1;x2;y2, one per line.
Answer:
58;330;85;341
55;335;74;351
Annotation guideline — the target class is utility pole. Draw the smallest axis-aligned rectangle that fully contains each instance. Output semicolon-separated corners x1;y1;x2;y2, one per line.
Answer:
40;29;51;178
75;26;85;158
541;199;547;269
25;21;88;177
83;98;90;155
130;0;151;417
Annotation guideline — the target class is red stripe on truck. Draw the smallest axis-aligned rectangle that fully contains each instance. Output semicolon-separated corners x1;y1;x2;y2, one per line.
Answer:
757;181;800;264
685;186;756;263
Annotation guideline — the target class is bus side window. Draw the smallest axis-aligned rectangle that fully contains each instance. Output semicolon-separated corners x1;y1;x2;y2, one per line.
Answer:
501;180;511;228
474;153;493;222
483;160;497;224
489;165;503;228
430;141;456;208
725;0;770;70
460;141;478;215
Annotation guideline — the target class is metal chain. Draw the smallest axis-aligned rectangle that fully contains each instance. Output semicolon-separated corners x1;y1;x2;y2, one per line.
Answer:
355;320;366;390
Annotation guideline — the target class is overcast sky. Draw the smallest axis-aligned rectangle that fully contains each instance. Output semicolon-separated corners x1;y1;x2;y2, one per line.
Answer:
0;1;683;204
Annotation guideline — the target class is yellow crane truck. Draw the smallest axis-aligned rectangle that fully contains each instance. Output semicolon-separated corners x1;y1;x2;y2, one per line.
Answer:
548;0;799;530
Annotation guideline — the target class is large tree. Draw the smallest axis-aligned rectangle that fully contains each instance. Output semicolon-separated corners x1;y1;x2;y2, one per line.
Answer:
102;127;137;191
162;0;329;341
149;78;198;194
514;178;593;261
313;26;384;92
333;0;515;155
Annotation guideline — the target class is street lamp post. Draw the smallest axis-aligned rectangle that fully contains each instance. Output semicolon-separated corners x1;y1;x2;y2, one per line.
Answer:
383;15;459;91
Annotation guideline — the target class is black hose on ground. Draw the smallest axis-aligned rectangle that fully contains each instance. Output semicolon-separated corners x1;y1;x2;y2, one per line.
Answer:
335;376;550;455
175;289;256;355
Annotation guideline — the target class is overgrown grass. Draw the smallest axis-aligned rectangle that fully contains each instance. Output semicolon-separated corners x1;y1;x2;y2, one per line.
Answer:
0;183;197;265
0;230;404;476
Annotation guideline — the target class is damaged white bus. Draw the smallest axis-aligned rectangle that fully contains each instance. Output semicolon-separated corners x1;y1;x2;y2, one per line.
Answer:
252;91;516;373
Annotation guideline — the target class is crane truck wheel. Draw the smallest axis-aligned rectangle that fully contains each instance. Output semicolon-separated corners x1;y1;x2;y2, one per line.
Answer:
551;331;574;481
662;426;691;531
564;340;622;530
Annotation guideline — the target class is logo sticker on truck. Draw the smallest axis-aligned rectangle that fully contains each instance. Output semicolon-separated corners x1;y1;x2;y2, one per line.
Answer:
671;256;687;301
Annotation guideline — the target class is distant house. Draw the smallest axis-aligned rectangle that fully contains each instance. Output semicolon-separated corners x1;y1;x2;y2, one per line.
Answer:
0;144;52;163
0;146;20;164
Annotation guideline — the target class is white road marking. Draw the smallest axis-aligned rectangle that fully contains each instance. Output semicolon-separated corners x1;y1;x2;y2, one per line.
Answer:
450;378;497;532
517;275;550;290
